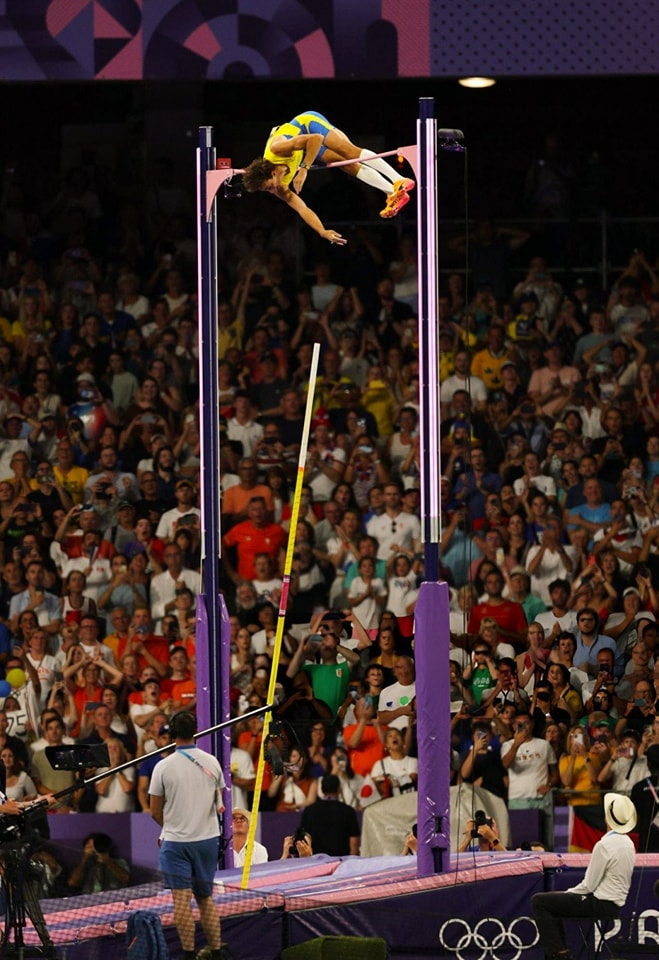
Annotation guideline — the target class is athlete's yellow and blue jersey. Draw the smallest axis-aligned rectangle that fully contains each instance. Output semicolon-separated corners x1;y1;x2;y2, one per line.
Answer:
263;111;334;186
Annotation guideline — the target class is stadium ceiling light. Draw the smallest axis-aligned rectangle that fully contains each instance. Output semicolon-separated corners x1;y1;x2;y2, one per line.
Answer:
458;76;496;89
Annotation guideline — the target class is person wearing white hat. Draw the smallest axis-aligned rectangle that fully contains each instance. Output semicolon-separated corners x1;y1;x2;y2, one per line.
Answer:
532;792;636;960
231;808;268;868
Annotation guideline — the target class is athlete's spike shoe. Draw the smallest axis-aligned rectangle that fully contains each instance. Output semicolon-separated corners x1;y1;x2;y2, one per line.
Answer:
393;177;415;194
379;188;412;219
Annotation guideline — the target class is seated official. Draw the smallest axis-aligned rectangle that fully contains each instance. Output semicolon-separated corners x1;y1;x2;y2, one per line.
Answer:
532;793;636;960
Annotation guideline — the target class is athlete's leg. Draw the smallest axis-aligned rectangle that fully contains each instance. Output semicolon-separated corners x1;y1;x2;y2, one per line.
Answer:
172;887;196;952
196;894;222;950
322;128;362;160
322;144;394;195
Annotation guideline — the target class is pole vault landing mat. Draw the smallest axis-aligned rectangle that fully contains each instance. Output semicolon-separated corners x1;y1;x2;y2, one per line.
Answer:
3;853;659;960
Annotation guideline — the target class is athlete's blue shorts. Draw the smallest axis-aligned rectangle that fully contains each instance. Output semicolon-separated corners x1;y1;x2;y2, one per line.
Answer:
159;837;219;898
287;111;334;161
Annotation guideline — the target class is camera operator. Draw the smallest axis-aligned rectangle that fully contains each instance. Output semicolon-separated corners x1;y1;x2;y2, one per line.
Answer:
0;758;23;819
1;753;55;832
457;811;506;853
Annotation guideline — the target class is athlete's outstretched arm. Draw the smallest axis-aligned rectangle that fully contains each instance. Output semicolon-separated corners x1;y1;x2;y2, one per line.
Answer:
281;189;346;245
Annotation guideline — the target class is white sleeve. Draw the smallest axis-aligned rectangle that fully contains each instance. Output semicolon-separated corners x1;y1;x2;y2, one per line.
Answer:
149;762;164;798
347;577;362;599
566;841;607;894
235;751;256;780
155;513;170;540
149;575;169;622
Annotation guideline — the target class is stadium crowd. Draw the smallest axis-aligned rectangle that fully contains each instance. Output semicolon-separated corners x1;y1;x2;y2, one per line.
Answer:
1;154;659;853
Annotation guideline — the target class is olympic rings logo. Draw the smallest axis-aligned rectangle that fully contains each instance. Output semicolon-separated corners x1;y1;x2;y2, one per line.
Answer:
438;916;539;960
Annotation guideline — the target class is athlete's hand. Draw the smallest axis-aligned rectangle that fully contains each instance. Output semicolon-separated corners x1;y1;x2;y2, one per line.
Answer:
293;169;307;193
322;229;346;246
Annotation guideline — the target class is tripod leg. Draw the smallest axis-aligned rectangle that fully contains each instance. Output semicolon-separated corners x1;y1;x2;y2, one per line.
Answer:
22;880;55;957
2;875;26;955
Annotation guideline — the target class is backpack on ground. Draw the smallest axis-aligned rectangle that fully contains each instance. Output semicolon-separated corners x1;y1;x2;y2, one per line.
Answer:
127;909;169;960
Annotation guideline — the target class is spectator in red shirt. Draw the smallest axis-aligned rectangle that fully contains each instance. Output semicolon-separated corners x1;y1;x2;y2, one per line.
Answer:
468;569;528;650
127;605;169;677
160;646;196;712
221;496;286;584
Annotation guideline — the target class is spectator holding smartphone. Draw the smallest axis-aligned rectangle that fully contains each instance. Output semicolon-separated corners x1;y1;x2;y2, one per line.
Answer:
459;720;507;799
597;727;648;792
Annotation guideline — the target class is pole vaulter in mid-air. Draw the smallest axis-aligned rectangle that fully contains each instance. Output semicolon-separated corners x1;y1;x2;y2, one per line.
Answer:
241;110;415;245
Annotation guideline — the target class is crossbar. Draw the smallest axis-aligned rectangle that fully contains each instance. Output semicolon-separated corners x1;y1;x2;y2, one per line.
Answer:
324;145;415;170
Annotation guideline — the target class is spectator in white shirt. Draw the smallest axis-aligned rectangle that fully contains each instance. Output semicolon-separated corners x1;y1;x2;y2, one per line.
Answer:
150;544;201;634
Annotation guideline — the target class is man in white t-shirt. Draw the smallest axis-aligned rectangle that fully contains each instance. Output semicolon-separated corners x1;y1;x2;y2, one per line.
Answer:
226;392;263;459
366;482;421;561
155;479;200;542
149;544;201;634
149;711;225;960
440;349;487;416
501;711;558;847
526;516;576;606
591;498;643;577
534;578;579;640
377;657;416;732
230;746;256;811
512;452;557;501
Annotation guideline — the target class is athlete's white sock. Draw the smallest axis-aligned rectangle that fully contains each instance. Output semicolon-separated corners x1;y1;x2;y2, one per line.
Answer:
359;149;401;188
356;163;393;195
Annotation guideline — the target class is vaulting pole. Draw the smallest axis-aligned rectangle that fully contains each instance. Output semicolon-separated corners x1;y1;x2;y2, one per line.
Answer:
240;344;321;889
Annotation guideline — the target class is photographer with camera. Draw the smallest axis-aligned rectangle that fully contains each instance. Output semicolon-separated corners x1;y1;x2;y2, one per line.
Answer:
457;810;506;853
67;832;130;893
24;460;72;524
281;827;313;859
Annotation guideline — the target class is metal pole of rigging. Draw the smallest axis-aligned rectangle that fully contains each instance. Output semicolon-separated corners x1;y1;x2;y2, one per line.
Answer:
414;97;452;876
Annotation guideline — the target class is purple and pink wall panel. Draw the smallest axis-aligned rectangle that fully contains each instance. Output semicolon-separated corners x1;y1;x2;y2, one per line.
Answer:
0;1;657;81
